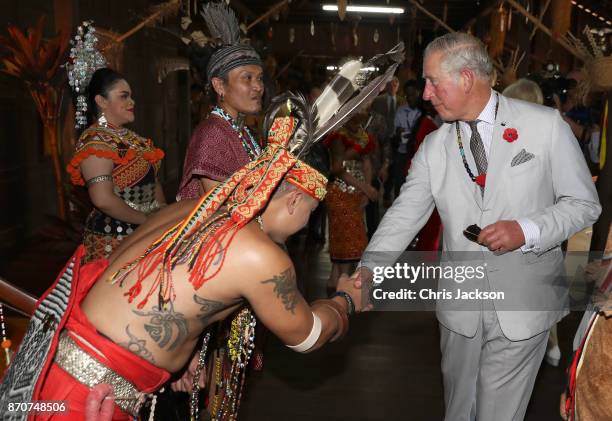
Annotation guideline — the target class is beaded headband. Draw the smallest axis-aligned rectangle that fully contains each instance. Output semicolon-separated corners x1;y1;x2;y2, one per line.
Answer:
66;21;107;128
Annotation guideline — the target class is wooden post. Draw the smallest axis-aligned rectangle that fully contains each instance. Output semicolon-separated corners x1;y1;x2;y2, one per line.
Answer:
551;0;573;39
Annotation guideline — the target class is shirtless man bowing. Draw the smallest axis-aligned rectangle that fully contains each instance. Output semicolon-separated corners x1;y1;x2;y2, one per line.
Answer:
0;118;361;421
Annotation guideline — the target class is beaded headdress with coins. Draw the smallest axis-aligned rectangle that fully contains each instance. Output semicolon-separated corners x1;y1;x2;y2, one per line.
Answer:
66;21;107;128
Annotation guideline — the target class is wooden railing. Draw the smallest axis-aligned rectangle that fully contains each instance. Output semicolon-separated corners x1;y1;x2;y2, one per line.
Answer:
0;276;37;317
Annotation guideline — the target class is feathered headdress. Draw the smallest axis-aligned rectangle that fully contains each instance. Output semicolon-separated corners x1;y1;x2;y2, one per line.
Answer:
201;1;241;46
110;42;405;309
200;2;262;82
265;42;405;158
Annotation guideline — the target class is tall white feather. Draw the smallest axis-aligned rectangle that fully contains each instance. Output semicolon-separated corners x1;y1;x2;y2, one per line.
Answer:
313;60;362;127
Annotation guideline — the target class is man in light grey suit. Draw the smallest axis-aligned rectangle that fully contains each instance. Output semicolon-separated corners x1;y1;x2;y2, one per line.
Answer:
358;33;601;420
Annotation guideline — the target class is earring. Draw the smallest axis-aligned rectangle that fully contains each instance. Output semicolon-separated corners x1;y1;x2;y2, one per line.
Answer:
98;112;108;127
219;93;224;102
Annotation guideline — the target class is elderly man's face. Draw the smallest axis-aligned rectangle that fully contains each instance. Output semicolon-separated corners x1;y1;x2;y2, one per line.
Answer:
422;51;467;121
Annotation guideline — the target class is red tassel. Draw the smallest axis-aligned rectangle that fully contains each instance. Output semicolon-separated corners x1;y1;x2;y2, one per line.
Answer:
189;221;242;290
124;282;142;303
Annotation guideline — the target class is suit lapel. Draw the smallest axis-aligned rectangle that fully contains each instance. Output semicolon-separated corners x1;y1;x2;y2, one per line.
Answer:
483;95;516;208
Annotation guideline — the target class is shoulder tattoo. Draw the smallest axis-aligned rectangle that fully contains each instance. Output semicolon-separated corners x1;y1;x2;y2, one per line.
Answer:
260;268;299;314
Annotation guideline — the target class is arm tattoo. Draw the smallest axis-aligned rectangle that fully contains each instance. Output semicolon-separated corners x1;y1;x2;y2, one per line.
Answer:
193;294;227;325
133;302;189;351
260;268;299;314
118;325;156;364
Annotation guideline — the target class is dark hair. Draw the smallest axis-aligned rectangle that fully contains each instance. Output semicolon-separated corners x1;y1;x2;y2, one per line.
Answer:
403;80;421;95
86;68;125;124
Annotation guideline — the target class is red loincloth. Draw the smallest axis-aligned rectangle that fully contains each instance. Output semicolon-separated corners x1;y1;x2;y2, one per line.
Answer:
32;258;170;420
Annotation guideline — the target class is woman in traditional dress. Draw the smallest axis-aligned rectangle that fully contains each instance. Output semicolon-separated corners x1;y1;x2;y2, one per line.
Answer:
66;68;165;263
325;112;378;287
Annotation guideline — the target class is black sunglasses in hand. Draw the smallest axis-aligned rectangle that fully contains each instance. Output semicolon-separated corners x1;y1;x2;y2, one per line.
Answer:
463;224;482;243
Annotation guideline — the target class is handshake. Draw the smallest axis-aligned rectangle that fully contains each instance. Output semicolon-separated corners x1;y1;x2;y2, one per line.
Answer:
334;268;376;314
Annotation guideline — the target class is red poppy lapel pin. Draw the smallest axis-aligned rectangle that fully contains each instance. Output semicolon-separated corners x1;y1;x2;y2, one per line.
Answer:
503;128;518;143
474;174;486;187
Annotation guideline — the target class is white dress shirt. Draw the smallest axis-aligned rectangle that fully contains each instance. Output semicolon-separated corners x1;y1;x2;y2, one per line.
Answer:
460;91;541;252
394;104;422;153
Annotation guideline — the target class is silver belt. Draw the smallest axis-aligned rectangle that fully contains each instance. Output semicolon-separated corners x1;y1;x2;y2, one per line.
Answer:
53;331;147;416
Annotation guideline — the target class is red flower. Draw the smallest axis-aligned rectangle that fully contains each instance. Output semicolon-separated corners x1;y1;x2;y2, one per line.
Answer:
475;174;486;187
503;128;518;142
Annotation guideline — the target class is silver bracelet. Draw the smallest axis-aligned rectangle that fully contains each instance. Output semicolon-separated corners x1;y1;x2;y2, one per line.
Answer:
85;174;113;187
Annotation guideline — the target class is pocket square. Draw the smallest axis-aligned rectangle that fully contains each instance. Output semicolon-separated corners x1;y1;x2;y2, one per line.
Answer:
511;149;535;167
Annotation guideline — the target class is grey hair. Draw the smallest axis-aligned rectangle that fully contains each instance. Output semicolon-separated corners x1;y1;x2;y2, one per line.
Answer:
502;78;544;105
424;32;493;81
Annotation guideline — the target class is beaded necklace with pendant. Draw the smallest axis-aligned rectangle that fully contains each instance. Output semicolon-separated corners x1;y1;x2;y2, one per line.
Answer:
454;93;499;185
96;123;151;152
211;106;262;160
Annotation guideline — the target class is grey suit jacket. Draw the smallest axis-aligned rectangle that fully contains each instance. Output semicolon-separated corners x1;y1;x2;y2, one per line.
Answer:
363;94;601;340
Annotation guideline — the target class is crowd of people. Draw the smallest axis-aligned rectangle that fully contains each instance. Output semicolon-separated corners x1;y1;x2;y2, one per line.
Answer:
0;3;609;421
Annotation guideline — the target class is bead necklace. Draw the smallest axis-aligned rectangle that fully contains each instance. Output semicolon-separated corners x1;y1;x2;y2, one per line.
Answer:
454;124;480;184
454;93;499;186
92;123;152;152
189;331;211;421
211;106;262;160
214;307;256;421
0;303;11;367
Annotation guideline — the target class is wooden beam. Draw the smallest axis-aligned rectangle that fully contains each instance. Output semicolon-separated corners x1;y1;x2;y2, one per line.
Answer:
505;0;583;60
115;0;181;44
406;0;455;33
246;0;289;32
461;0;502;31
0;277;37;317
530;0;552;40
402;1;506;74
229;0;257;20
274;49;304;79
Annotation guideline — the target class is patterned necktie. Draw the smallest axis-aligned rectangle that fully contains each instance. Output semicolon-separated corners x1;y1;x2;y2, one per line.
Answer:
467;120;487;193
466;120;487;175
